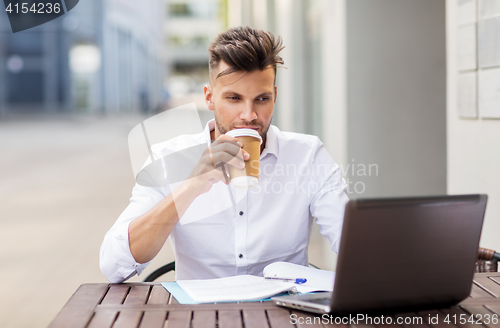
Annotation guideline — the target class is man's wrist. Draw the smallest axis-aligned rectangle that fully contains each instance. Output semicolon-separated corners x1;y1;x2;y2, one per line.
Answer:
175;178;205;201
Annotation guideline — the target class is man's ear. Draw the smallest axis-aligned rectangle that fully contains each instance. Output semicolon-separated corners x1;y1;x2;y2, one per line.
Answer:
204;85;214;111
274;85;277;104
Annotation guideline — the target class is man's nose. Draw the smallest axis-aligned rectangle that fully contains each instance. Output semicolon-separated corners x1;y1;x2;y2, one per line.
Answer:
240;101;257;121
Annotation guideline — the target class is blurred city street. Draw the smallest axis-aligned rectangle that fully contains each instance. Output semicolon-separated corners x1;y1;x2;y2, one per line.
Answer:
0;113;334;327
0;114;175;328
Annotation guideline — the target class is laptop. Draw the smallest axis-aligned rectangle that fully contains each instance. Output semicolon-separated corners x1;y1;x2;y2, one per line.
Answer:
272;194;488;315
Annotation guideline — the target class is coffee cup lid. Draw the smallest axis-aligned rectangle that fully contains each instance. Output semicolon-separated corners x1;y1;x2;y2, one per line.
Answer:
225;128;263;144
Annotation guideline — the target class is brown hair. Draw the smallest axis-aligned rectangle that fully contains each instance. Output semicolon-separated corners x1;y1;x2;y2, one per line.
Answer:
208;26;284;84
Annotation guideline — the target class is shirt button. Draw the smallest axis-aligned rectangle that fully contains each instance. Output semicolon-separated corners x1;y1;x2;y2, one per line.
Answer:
239;211;244;216
239;254;243;259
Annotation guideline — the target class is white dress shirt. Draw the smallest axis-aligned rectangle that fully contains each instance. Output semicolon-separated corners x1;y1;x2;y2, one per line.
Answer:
100;120;349;283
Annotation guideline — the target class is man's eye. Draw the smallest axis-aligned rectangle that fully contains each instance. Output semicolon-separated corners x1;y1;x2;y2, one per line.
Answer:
257;97;269;102
227;96;239;101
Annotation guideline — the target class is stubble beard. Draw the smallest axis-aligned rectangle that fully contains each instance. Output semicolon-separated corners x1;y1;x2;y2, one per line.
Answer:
213;102;272;139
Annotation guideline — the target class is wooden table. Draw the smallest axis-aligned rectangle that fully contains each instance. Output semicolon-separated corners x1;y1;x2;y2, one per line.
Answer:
48;272;500;328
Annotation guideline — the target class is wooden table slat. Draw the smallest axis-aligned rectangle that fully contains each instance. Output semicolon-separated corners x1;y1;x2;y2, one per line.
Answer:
100;284;130;305
291;310;324;328
484;304;500;316
124;285;151;305
168;292;180;305
165;310;191;328
148;285;169;305
472;283;497;299
218;310;243;328
460;305;500;328
265;309;295;328
242;309;270;328
191;310;216;328
87;309;118;328
48;284;109;328
489;276;500;286
321;317;350;328
113;310;143;328
484;273;500;279
140;311;166;328
474;277;500;298
418;309;459;328
96;301;280;311
48;273;500;328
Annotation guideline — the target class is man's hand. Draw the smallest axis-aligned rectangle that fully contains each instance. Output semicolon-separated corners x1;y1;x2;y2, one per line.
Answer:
129;134;249;265
187;134;249;194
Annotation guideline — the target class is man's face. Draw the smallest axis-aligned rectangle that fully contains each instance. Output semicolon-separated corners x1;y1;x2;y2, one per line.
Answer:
204;61;277;139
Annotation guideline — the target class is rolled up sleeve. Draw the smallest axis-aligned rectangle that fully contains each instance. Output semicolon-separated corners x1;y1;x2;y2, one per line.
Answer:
100;218;150;283
100;157;170;283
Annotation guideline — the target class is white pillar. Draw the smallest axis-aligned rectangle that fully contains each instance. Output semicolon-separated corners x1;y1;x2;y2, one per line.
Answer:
228;0;243;28
253;0;268;30
321;0;347;170
274;0;294;132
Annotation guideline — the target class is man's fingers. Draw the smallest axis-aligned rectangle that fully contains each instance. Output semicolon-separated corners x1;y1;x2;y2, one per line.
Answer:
210;140;250;161
211;151;245;169
211;140;241;158
226;150;245;169
207;136;251;170
235;148;250;164
216;134;241;145
213;134;241;149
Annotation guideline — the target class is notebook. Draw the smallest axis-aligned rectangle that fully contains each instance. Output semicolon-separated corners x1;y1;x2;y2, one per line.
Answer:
272;194;488;315
163;262;335;304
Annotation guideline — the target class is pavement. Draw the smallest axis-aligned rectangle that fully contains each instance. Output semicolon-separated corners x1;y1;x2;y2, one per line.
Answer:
0;112;331;328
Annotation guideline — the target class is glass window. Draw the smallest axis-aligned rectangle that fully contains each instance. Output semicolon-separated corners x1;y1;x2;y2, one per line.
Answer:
7;32;43;56
7;72;44;103
169;2;216;18
169;3;191;17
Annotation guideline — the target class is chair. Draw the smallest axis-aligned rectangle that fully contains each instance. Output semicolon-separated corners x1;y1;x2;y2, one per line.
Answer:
476;247;500;273
143;261;175;282
142;261;321;282
143;247;500;282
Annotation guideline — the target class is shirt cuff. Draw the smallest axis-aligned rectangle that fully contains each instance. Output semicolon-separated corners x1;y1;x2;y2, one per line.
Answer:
103;221;151;283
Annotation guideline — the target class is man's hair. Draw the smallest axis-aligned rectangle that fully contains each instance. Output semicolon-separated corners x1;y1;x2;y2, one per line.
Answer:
208;26;284;84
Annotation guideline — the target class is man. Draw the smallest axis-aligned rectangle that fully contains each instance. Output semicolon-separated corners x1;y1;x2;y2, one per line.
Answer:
100;26;348;283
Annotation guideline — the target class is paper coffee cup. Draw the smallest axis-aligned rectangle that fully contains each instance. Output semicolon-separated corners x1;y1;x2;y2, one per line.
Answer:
225;128;262;189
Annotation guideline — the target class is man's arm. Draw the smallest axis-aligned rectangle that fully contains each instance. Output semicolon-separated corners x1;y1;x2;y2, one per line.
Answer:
309;138;349;253
128;179;199;264
100;134;247;282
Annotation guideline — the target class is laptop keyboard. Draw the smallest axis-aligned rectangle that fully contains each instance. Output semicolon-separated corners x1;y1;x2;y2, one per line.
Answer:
308;297;331;305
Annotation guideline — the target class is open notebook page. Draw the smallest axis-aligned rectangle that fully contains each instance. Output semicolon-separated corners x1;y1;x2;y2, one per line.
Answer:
263;262;336;294
176;275;296;303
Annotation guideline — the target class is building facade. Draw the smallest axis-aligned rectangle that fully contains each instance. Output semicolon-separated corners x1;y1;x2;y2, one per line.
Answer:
164;0;223;109
0;0;165;115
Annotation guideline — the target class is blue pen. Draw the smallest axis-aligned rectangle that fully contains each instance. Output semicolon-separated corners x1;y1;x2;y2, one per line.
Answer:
265;277;307;284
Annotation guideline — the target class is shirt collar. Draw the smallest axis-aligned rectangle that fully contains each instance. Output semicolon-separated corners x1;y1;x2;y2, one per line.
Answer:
203;119;279;159
203;119;216;146
260;124;278;159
